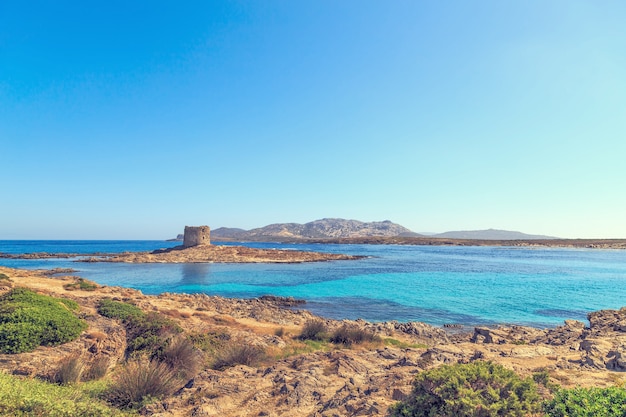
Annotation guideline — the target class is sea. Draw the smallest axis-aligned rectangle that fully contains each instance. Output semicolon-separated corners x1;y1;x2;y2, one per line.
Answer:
1;240;625;329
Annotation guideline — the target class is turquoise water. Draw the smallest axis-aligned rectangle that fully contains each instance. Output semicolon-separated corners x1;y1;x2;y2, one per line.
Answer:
1;240;625;328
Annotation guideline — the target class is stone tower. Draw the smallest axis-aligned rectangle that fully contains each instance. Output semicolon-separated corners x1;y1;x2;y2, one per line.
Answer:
183;226;211;247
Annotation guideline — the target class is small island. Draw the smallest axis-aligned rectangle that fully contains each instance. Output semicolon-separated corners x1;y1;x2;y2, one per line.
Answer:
1;226;362;264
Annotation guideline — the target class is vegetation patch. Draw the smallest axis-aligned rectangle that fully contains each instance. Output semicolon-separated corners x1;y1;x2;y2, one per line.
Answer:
189;331;230;355
275;339;332;359
298;319;328;341
53;354;86;385
212;344;267;370
63;277;98;291
0;371;127;417
390;361;541;417
126;312;181;356
329;324;380;346
383;338;427;349
97;298;180;357
544;386;626;417
97;299;145;322
84;356;111;382
106;360;179;410
0;288;87;354
154;336;204;380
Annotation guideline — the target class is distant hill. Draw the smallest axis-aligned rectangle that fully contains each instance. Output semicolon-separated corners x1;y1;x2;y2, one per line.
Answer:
212;218;420;241
210;227;248;240
432;229;558;240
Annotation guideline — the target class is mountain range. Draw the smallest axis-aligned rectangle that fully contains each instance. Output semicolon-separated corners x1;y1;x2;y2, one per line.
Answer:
208;219;558;241
211;218;419;241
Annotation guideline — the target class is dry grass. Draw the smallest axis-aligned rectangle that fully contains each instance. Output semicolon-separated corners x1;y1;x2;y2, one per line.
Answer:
84;356;110;381
212;343;267;370
53;354;85;385
158;336;205;380
106;360;180;410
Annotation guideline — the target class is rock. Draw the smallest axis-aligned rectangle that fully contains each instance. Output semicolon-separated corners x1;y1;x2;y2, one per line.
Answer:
588;308;626;333
504;346;554;358
579;339;614;369
606;348;626;371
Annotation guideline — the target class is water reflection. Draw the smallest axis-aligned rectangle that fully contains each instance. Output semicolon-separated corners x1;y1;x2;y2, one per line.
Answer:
180;263;211;285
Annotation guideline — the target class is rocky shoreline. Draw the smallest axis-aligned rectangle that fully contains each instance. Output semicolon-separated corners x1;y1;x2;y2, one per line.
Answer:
0;244;362;264
0;265;625;416
221;236;626;249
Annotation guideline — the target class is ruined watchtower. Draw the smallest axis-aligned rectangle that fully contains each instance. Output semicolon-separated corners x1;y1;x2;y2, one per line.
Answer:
183;226;211;247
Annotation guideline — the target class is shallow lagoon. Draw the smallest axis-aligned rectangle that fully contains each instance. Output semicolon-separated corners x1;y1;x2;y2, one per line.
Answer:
1;240;625;328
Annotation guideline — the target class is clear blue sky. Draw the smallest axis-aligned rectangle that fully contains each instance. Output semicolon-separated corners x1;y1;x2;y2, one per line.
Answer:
1;1;625;239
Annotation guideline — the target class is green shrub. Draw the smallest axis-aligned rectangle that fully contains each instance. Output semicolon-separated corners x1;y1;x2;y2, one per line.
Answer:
0;371;127;416
0;273;10;281
64;278;98;291
0;288;87;353
189;331;230;355
212;344;266;370
299;320;328;341
330;325;380;346
544;386;626;417
97;299;180;357
390;361;541;417
106;360;179;410
126;312;181;355
97;299;145;322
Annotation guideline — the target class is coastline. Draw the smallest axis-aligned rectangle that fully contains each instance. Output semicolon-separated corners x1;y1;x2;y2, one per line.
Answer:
212;236;626;249
1;265;625;416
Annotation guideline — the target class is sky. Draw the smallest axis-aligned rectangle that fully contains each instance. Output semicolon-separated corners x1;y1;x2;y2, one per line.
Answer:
1;1;625;239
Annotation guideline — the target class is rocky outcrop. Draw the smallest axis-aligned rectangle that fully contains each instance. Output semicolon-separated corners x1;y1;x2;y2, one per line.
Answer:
79;244;362;264
2;245;362;264
471;325;544;345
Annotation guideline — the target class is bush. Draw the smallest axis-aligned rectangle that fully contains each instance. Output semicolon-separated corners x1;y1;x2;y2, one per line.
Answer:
544;386;626;417
299;320;328;341
330;325;380;346
0;288;87;353
97;299;180;357
212;344;266;370
106;359;179;410
126;312;181;355
390;361;541;417
97;298;145;322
